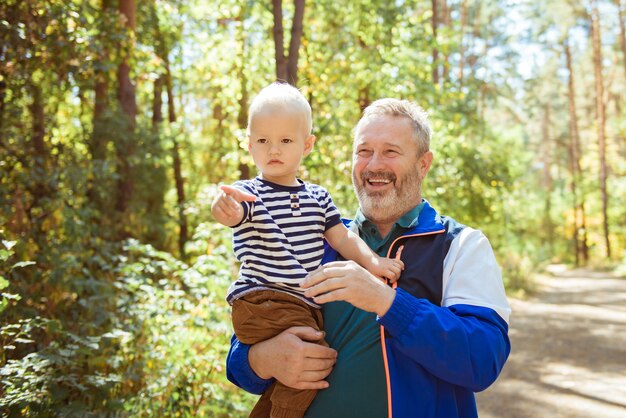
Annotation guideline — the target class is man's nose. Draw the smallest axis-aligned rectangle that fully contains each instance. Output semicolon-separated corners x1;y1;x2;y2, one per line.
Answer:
366;152;385;170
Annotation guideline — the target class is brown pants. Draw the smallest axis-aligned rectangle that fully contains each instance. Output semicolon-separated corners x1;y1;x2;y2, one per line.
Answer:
232;290;327;418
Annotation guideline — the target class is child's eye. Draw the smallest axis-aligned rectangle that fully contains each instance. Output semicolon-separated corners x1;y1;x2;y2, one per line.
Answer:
281;138;293;143
257;138;268;144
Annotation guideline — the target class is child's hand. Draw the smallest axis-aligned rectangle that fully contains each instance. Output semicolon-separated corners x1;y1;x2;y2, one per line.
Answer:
211;185;256;226
371;256;404;284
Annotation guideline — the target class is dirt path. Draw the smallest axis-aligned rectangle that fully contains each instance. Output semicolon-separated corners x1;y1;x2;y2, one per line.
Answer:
476;265;626;418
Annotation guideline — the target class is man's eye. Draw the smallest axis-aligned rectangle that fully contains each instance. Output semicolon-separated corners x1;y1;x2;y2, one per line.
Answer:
357;149;372;156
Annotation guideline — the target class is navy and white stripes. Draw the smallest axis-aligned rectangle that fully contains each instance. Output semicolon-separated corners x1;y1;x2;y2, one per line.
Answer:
226;177;342;307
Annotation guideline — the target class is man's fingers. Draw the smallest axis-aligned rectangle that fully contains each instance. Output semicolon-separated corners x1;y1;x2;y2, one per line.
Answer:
286;350;335;389
301;264;350;289
290;379;330;390
301;340;337;360
219;184;257;202
302;357;336;372
284;326;337;359
271;327;336;390
310;287;348;304
286;326;325;343
299;369;333;384
303;276;345;300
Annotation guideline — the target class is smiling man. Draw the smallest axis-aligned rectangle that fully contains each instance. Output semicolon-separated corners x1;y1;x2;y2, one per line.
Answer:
226;98;511;418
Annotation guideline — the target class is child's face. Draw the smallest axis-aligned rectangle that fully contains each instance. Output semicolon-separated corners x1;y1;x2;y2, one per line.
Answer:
248;111;315;186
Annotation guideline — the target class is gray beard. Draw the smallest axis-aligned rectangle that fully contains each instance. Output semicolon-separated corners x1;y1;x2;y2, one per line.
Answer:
353;169;423;224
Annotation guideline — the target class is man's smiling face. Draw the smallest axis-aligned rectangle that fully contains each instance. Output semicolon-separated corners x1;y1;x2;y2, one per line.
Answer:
352;115;432;225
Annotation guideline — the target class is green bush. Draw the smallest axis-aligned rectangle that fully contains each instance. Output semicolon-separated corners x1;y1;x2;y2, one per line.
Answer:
1;228;256;417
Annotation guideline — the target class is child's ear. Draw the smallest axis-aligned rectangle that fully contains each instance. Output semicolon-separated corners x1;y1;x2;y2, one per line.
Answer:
247;136;252;151
303;135;316;156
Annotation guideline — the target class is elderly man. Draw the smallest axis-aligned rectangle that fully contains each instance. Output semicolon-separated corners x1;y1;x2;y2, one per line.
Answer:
226;98;511;418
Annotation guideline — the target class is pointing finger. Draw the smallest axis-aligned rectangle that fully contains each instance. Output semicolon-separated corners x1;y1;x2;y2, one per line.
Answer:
219;185;257;202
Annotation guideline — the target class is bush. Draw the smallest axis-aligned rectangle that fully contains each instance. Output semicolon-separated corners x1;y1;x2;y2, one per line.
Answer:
1;229;256;416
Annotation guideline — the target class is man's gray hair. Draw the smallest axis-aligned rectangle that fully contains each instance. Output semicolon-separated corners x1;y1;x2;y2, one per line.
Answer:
356;98;431;155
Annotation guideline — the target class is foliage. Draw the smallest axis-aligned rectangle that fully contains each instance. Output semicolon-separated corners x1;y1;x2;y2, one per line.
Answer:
1;230;256;416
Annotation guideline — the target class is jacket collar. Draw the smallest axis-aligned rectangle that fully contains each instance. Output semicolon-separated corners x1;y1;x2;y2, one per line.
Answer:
405;199;445;235
344;199;445;236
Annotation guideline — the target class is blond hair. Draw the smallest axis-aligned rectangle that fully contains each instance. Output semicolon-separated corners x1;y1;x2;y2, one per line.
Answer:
247;82;312;135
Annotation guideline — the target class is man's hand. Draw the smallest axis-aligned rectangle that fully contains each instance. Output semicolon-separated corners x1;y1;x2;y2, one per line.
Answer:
211;185;257;226
301;261;396;317
249;327;337;390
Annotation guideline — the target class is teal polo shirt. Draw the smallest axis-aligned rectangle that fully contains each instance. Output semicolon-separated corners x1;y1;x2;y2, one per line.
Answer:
305;203;424;418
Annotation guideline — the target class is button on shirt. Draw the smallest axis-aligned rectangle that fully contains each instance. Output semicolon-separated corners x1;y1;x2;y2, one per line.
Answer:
304;202;424;418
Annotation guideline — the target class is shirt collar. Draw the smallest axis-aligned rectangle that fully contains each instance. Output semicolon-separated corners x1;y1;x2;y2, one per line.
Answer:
353;200;425;232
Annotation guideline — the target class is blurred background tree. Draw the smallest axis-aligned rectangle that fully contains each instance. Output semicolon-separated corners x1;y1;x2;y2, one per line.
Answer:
0;0;624;415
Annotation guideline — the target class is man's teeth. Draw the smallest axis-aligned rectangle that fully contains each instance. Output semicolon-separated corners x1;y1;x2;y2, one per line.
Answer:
369;179;390;184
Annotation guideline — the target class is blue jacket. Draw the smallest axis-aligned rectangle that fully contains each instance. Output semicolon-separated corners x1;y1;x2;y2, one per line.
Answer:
227;201;511;417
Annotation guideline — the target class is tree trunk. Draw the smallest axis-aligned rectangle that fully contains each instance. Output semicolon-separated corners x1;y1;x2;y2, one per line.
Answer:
272;0;305;86
617;0;626;80
458;0;467;86
152;4;189;258
30;83;46;166
237;11;251;180
0;74;6;131
165;67;188;258
287;0;305;86
541;103;554;255
28;82;51;249
117;4;137;123
564;38;589;265
431;0;439;85
441;0;450;81
565;41;580;266
358;86;370;113
591;2;611;258
152;75;164;131
616;94;626;160
272;0;287;82
0;40;5;130
88;0;112;214
118;64;135;121
115;0;137;216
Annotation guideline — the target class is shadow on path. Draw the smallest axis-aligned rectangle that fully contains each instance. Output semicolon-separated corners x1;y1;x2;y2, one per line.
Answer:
476;266;626;418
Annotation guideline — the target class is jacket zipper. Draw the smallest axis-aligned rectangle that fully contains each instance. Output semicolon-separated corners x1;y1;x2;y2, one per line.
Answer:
380;229;445;418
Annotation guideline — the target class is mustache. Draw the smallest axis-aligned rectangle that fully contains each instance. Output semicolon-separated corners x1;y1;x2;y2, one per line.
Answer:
360;171;397;183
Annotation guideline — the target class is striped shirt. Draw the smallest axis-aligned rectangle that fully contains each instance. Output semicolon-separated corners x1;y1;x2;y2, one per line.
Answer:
226;177;342;307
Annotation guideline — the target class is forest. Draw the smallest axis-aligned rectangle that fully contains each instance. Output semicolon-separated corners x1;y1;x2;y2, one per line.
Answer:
0;0;625;416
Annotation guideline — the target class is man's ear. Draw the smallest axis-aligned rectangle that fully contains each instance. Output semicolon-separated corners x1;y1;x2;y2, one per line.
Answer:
303;135;316;156
419;150;434;177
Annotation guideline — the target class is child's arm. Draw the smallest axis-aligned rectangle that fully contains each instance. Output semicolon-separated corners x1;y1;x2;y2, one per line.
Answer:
324;223;404;283
211;185;257;227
